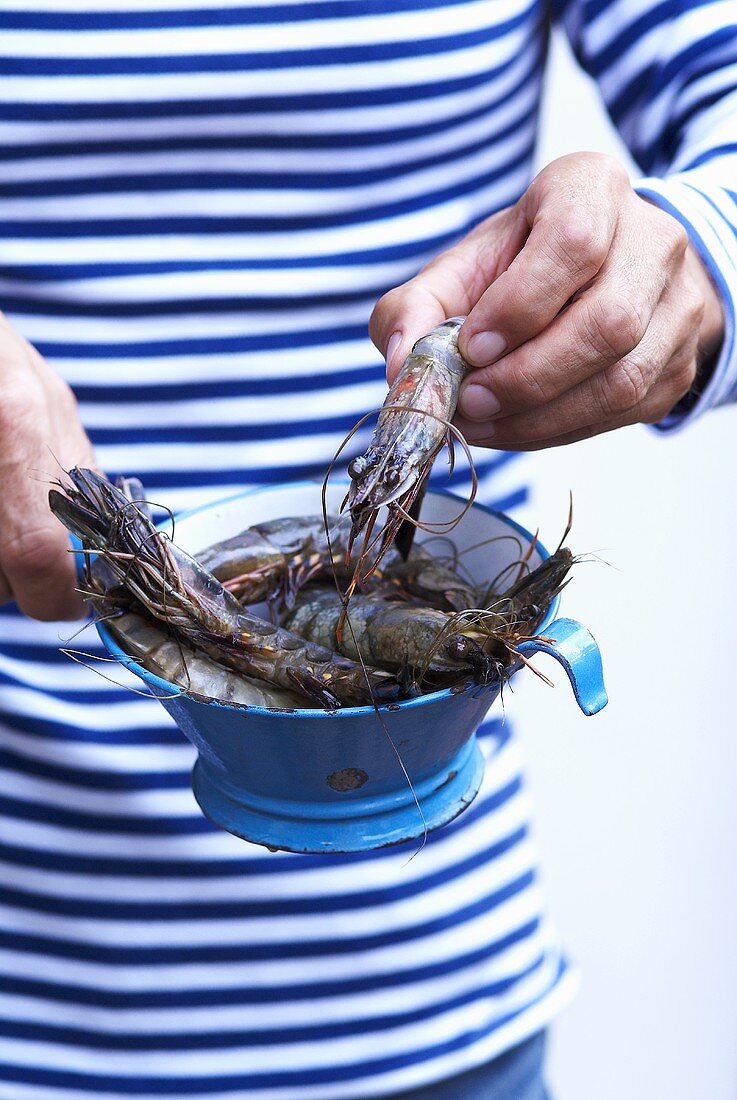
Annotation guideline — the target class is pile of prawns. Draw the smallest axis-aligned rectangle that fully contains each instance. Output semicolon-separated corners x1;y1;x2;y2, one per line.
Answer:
49;318;573;712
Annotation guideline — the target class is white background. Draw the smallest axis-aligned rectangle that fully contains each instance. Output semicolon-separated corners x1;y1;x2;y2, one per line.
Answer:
509;30;737;1100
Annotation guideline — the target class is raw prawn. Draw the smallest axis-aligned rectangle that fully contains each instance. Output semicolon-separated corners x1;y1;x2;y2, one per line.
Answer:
345;317;473;564
49;468;402;710
199;513;476;612
107;611;305;709
282;587;498;688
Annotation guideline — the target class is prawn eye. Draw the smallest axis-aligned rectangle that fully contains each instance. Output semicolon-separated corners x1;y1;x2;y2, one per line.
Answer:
519;603;541;622
385;468;402;488
348;456;367;479
449;637;469;659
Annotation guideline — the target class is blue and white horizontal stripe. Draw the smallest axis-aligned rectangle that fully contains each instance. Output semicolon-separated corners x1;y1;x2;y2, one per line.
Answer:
0;0;735;1096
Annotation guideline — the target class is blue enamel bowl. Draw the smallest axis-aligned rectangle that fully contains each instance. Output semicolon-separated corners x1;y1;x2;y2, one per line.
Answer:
91;482;607;854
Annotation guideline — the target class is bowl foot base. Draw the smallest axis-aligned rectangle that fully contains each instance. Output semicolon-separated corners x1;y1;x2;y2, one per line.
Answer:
191;739;486;854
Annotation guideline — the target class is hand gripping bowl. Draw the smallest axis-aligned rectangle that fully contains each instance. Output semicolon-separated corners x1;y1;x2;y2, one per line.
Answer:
92;481;607;854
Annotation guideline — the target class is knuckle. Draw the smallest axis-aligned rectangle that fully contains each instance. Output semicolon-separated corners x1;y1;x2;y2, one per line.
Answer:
682;281;705;328
690;296;705;330
642;379;687;424
551;214;609;275
576;152;629;189
640;400;668;424
659;215;689;258
539;152;626;190
494;349;554;409
584;293;648;360
642;409;663;425
596;152;629;183
603;356;650;414
670;221;689;257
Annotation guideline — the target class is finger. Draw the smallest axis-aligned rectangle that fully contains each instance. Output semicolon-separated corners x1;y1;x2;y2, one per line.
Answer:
471;416;639;452
465;381;688;451
457;372;686;451
370;282;450;385
0;357;93;621
456;301;699;449
0;431;83;621
369;207;523;383
457;161;625;369
458;221;691;424
459;274;655;422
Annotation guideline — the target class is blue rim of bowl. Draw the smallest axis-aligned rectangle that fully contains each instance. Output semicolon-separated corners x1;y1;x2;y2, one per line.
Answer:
94;481;559;720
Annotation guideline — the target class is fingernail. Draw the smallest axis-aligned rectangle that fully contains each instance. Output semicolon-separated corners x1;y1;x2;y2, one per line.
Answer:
385;331;402;372
465;331;506;366
459;383;501;421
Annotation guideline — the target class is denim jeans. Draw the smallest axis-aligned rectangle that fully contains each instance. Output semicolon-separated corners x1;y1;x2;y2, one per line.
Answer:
381;1032;549;1100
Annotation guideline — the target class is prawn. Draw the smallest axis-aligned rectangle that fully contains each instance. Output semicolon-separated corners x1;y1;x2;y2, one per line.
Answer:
281;587;499;690
344;317;474;569
107;611;305;709
49;467;403;710
199;513;476;612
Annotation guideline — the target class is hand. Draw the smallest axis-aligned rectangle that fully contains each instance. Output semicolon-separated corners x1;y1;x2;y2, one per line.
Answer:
370;152;725;450
0;312;96;620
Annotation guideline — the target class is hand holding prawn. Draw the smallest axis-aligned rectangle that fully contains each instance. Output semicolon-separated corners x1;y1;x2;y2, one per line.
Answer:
371;153;724;449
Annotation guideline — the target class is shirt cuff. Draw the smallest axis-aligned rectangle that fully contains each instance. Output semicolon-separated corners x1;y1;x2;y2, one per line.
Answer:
634;176;737;432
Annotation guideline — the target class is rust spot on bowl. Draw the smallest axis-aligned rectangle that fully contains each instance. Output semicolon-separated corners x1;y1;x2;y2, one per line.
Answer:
435;769;458;791
327;767;369;792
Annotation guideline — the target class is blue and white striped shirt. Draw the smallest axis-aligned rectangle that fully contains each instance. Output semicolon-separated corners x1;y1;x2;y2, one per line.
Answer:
0;2;735;1097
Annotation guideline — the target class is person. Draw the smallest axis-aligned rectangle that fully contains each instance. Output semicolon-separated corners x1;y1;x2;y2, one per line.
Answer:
0;2;733;1097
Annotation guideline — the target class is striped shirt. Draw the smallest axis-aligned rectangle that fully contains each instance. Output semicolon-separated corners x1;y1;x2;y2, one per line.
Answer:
0;2;735;1097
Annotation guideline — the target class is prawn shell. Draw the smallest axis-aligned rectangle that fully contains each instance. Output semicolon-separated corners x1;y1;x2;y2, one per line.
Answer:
197;515;355;603
106;611;305;709
283;588;483;679
381;544;477;612
197;530;284;585
347;317;471;516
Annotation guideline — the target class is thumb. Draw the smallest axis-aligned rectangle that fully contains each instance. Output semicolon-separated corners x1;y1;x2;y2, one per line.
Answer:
369;281;449;385
369;207;523;384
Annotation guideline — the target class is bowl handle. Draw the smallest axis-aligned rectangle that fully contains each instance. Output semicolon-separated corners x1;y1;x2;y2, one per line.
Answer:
515;617;608;716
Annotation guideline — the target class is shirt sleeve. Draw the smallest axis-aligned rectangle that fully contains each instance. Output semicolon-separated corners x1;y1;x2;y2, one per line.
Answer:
554;0;737;430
